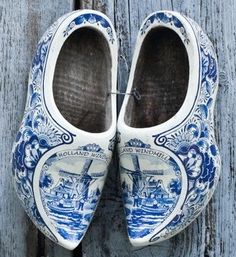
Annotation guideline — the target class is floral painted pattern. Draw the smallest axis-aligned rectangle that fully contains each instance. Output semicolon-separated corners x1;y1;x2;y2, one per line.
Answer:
63;13;115;43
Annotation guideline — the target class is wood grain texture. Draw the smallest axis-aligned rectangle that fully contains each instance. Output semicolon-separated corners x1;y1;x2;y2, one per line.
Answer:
0;1;73;257
79;1;236;257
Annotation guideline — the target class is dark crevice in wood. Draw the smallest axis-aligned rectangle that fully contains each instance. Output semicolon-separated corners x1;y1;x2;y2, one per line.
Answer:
73;243;82;257
37;232;45;257
74;0;80;10
113;0;117;29
26;222;37;257
127;0;132;49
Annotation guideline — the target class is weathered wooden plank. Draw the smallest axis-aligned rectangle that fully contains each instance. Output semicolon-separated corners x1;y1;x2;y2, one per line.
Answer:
80;0;93;9
80;0;236;257
44;237;74;257
0;1;73;257
0;0;235;256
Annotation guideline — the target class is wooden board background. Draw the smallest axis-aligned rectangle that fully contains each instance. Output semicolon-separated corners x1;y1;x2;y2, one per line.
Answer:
0;0;235;256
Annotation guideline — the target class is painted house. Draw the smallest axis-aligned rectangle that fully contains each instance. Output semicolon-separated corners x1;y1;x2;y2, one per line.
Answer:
143;179;169;199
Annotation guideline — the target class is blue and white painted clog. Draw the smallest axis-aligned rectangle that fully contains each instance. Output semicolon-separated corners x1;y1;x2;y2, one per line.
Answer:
12;10;117;250
118;11;220;246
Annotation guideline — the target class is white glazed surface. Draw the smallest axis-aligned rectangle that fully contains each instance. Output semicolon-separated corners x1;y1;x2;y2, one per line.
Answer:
118;11;220;246
12;10;118;250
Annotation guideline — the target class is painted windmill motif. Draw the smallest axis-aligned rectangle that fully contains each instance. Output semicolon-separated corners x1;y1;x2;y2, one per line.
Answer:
121;154;164;197
57;158;105;202
42;144;106;213
120;139;171;208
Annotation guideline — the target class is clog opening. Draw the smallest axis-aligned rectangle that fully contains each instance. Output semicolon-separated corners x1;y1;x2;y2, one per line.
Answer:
53;28;112;133
125;27;189;128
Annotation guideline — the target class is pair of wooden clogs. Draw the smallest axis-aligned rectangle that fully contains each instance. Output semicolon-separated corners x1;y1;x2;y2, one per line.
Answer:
12;10;220;250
